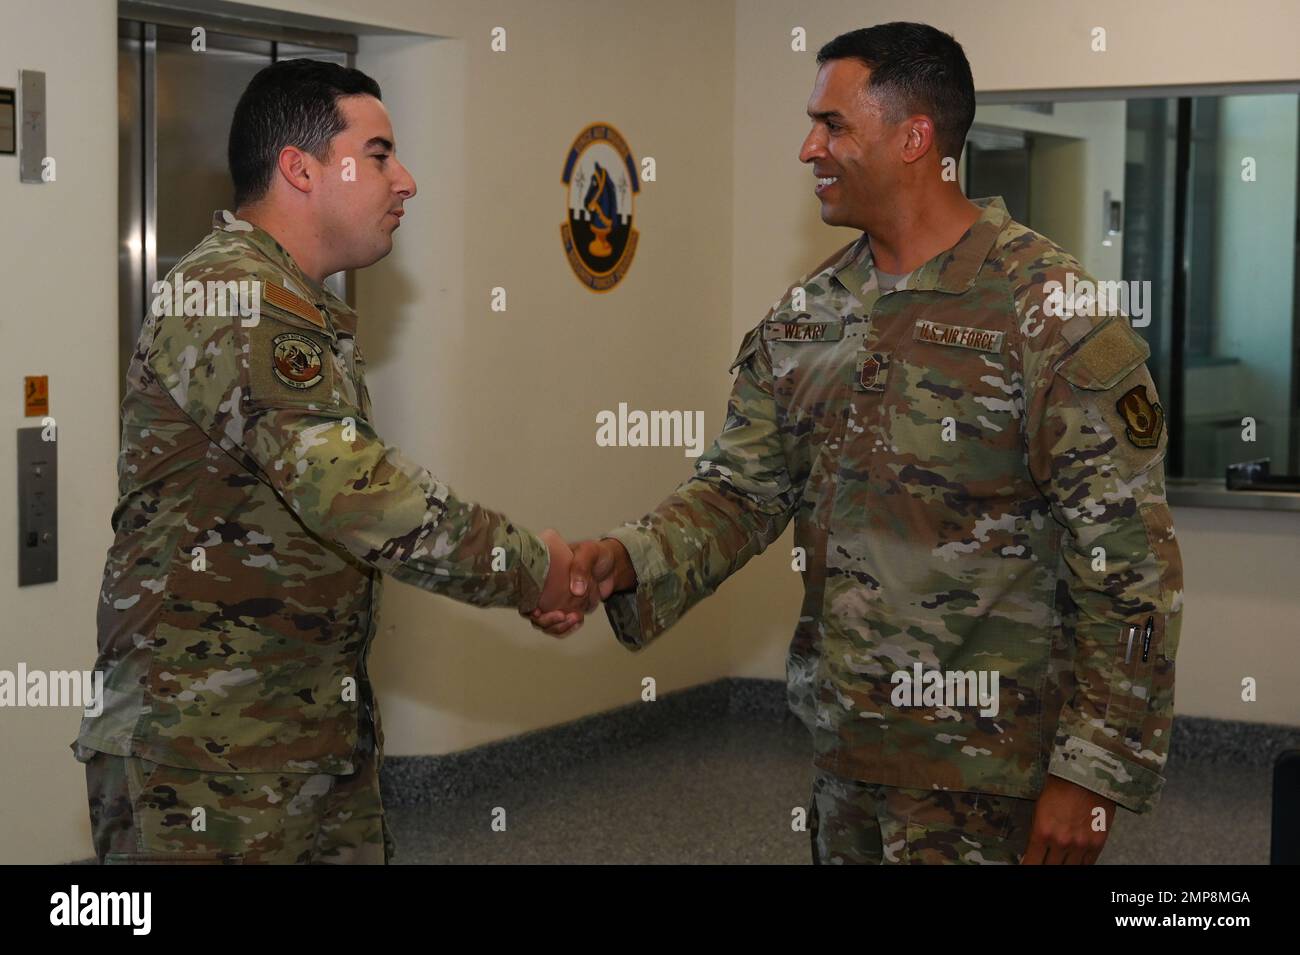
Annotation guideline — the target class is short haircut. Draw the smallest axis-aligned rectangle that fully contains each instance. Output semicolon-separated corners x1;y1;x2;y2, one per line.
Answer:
817;22;975;161
228;58;382;207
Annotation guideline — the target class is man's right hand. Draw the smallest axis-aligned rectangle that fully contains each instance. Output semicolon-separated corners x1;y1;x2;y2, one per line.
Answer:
526;538;636;636
532;528;582;637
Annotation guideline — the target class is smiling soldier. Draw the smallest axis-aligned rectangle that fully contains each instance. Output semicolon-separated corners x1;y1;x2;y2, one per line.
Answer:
536;22;1184;866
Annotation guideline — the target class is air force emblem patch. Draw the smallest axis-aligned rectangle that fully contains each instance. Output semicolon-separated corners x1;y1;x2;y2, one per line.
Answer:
1116;384;1163;448
272;332;325;390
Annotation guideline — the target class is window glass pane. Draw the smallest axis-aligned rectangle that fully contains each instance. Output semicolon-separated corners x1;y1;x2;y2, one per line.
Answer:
973;91;1300;483
1121;98;1177;430
1184;93;1298;478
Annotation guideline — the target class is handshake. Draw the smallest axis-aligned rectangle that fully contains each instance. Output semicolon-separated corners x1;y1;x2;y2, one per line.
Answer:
523;530;638;636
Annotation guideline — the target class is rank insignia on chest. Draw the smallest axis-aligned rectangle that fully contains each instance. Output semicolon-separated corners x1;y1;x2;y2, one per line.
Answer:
1116;384;1163;448
855;351;890;392
763;318;845;342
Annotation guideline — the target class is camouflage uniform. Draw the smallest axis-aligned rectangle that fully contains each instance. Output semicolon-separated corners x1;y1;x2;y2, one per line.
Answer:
83;714;391;864
75;210;551;863
603;197;1183;862
809;770;1036;864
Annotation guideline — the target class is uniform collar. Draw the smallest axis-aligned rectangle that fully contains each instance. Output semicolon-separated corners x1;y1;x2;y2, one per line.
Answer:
211;210;358;336
318;282;357;337
833;196;1011;299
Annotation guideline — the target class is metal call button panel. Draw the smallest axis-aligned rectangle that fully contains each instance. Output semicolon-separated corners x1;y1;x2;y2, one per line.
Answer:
17;427;57;585
19;69;46;183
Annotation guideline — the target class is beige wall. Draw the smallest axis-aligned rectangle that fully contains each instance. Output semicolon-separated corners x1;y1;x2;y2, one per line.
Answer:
343;2;740;757
1;0;1297;862
0;0;121;867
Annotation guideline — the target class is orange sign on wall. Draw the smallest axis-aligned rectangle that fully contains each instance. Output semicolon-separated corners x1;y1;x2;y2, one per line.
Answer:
24;376;48;417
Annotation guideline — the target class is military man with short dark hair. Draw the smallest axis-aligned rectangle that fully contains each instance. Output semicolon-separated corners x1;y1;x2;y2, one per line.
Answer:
534;22;1183;865
76;58;580;864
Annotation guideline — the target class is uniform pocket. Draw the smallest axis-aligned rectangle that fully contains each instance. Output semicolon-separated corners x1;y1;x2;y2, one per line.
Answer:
902;791;1032;864
883;329;1025;495
1106;616;1164;749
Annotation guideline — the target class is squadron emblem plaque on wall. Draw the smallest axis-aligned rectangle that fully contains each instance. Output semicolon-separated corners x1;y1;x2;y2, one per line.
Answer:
561;122;640;292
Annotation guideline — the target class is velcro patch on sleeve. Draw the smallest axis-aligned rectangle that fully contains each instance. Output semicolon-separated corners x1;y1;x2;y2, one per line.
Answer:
1067;317;1149;389
246;319;340;410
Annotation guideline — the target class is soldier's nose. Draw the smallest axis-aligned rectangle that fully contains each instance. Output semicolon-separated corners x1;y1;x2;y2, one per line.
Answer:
799;134;823;164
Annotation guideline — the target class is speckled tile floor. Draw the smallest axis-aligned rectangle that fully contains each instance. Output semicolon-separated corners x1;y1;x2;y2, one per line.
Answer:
385;716;1273;864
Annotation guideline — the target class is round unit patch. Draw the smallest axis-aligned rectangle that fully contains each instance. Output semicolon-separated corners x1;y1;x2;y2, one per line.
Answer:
560;122;640;292
271;332;325;390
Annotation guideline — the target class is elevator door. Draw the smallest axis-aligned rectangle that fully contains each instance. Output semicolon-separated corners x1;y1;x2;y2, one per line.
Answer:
118;15;354;398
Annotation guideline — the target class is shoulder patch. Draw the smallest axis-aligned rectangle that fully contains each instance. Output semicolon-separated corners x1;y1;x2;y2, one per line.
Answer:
1055;316;1167;472
1059;317;1149;390
1116;385;1164;449
246;319;340;411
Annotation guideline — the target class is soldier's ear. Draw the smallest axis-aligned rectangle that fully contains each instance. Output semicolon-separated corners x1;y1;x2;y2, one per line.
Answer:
900;115;934;164
276;145;314;195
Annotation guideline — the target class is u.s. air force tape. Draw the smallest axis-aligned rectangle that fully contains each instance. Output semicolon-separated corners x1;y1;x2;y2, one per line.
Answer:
913;319;1004;353
763;318;844;342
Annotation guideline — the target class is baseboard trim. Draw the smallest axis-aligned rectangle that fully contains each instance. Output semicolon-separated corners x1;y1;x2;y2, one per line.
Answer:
380;677;1300;806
